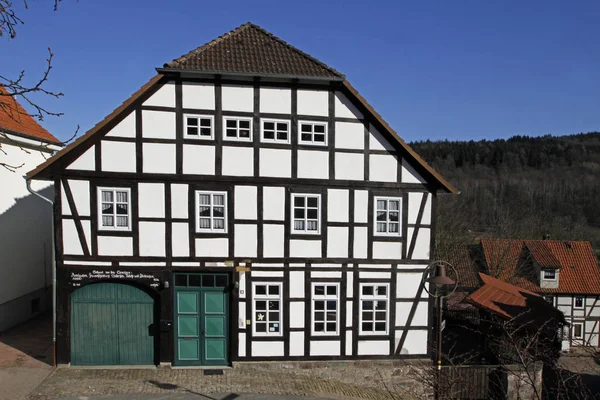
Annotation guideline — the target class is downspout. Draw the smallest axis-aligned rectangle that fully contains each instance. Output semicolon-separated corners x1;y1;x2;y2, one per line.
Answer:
25;177;56;366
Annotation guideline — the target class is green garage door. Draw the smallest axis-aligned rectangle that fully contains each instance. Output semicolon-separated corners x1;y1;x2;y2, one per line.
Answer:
71;282;155;365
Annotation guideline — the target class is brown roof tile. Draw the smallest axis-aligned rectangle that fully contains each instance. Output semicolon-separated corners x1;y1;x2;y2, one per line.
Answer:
165;23;344;79
0;85;60;144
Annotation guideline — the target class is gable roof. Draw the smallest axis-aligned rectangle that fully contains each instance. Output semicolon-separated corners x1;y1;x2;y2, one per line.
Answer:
467;273;564;324
480;238;600;295
164;22;344;79
0;85;60;144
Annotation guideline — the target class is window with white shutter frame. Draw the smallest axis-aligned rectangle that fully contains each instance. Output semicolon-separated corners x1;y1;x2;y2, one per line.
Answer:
359;283;389;335
98;187;131;231
195;191;227;233
253;283;283;337
374;197;402;236
312;283;339;335
291;194;320;234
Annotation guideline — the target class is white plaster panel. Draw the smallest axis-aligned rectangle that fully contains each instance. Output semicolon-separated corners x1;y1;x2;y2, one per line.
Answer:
297;90;328;117
252;341;284;357
327;227;348;258
101;141;136;173
397;273;428;299
311;271;342;279
360;264;393;269
234;186;257;220
335;121;364;150
289;271;305;299
589;301;600;317
335;92;363;119
238;332;246;357
238;302;246;328
369;124;395;151
290;332;304;356
139;222;165;257
143;81;175;107
62;220;82;255
182;144;215;175
395;301;428;327
263;187;285;221
327;189;349;223
347;271;353;297
260;88;291;114
354;190;368;223
260;149;291;178
138;183;165;218
422;194;432;225
297;150;329;179
290;240;321;258
263;224;284;258
61;185;70;215
359;271;391;279
557;305;571;314
82;221;91;255
402;159;426;184
312;263;341;268
222;146;253;177
372;241;402;260
222;85;253;112
311;341;341;356
408;193;424;224
346;331;352;356
142;110;176;139
357;340;389;356
234;224;257;257
67;146;95;170
573;309;585;318
182;82;215;110
290;302;305;328
172;223;189;257
97;236;133;256
346;301;353;327
143;143;176;174
251;271;284;278
195;238;228;257
239;272;247;298
369;154;398;182
105;112;135;138
396;330;428;355
557;296;572;305
409;227;431;260
171;184;188;219
67;180;90;216
335;152;364;181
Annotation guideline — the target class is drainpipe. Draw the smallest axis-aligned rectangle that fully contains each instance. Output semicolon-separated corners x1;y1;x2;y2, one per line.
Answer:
25;177;56;366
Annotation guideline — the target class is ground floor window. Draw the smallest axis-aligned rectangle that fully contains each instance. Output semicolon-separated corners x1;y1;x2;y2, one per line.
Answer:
312;283;339;335
573;322;583;339
253;283;282;337
359;283;389;335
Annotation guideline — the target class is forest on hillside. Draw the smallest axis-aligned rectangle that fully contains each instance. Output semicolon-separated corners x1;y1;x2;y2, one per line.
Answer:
410;132;600;256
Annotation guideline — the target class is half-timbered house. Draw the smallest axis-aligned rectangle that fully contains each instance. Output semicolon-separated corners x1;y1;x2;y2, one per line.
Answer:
27;23;456;366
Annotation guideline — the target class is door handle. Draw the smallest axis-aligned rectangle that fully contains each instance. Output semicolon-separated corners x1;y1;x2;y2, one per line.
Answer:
201;331;206;336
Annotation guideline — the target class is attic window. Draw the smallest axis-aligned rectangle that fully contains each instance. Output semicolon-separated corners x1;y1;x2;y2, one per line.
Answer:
543;270;556;280
185;115;213;139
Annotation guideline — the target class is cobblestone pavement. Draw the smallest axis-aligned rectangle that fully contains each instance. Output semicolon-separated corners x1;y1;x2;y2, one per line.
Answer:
57;393;341;400
29;367;408;400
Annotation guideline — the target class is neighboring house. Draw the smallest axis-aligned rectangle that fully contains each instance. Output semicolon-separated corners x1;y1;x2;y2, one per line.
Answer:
0;86;62;332
27;23;457;367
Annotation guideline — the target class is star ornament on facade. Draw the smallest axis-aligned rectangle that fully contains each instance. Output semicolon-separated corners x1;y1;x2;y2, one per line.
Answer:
257;313;265;321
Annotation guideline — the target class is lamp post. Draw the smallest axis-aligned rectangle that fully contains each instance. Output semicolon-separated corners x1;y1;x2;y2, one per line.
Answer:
425;262;456;400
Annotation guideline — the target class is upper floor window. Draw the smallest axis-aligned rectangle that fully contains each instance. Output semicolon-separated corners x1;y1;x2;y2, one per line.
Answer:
185;115;213;139
312;283;339;335
224;117;252;141
292;194;320;234
196;191;227;233
299;121;327;145
375;197;401;236
98;187;131;231
574;296;584;309
261;119;289;143
253;283;282;337
359;284;389;335
543;270;556;280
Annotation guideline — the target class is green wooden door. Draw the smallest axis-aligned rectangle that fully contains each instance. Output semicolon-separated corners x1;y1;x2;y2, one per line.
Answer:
174;273;229;366
71;282;155;365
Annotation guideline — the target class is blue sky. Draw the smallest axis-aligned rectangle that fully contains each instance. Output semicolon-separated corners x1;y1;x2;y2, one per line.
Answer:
3;0;600;143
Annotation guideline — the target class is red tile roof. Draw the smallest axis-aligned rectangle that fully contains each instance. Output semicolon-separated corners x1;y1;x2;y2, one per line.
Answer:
0;85;60;144
480;238;600;295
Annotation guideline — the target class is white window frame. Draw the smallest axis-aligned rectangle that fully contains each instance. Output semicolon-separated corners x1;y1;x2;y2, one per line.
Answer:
572;322;584;339
311;283;340;336
543;269;557;281
359;283;389;335
298;121;327;146
97;187;131;231
261;118;290;144
252;282;283;337
195;191;228;233
374;197;402;237
223;116;253;141
291;193;321;234
184;114;214;139
574;296;584;309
